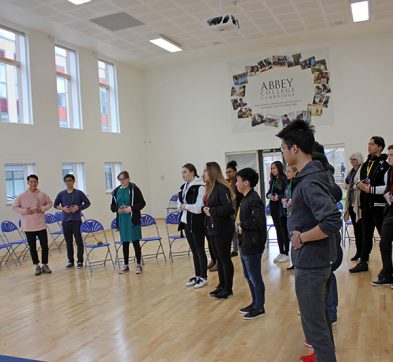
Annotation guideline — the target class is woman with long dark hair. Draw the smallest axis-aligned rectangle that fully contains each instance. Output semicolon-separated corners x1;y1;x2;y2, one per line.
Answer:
266;161;289;263
225;160;244;257
111;171;146;274
203;162;236;299
178;163;208;289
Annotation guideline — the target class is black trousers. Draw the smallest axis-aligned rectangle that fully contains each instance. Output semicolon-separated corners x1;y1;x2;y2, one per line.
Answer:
360;207;384;262
209;234;234;293
123;240;141;265
63;221;84;264
25;229;49;265
185;225;207;279
271;205;290;255
379;209;393;278
348;206;363;257
207;234;216;264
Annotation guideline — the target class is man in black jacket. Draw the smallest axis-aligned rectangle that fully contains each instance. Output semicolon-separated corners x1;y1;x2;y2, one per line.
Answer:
235;168;267;320
371;144;393;286
277;120;341;362
349;137;389;273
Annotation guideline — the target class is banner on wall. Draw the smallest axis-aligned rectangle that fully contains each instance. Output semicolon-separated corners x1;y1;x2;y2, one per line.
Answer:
228;48;333;133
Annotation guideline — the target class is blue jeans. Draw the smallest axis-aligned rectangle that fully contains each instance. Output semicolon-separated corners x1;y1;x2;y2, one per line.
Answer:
327;273;338;322
240;250;265;310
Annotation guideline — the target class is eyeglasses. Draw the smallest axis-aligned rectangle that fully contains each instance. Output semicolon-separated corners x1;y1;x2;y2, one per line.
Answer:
118;178;126;181
280;144;293;152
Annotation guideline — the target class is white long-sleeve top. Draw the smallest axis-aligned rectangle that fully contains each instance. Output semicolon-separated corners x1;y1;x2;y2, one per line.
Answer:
177;177;205;224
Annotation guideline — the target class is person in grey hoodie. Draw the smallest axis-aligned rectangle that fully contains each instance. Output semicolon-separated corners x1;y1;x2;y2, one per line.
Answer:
277;120;342;362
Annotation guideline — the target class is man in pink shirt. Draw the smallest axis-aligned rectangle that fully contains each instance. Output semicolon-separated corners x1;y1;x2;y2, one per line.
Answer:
12;174;53;276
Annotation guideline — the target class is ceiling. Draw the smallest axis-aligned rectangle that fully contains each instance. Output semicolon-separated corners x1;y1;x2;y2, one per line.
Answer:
1;0;393;68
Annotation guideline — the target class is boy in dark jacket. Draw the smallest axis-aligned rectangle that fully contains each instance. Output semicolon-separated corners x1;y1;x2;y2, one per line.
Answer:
235;168;267;320
277;120;342;362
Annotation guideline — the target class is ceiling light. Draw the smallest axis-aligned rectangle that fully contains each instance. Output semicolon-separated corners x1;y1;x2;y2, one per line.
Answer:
67;0;91;5
350;1;369;22
149;35;182;53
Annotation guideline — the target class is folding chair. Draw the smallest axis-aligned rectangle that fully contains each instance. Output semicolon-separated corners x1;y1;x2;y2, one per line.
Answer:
166;194;179;214
265;205;276;248
0;233;19;267
80;219;115;272
166;212;189;261
1;221;29;264
140;214;166;261
337;202;344;242
110;218;124;269
342;220;355;247
45;213;64;251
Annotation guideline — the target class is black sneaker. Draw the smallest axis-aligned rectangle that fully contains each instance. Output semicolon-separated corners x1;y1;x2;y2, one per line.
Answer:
77;262;83;269
243;308;265;320
35;265;42;276
370;277;393;287
349;262;368;273
41;265;52;274
214;290;233;299
65;263;74;270
239;304;254;314
209;287;223;297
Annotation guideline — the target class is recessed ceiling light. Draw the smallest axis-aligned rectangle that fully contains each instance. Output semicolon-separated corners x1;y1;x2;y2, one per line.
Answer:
67;0;91;5
350;0;369;22
149;35;182;53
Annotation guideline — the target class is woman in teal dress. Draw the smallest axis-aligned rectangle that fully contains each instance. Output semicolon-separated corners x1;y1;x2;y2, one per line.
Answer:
111;171;146;274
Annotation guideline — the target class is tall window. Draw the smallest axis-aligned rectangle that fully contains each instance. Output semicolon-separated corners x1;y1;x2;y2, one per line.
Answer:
5;163;35;202
61;162;86;192
55;45;81;129
0;26;31;124
98;60;119;133
104;162;122;192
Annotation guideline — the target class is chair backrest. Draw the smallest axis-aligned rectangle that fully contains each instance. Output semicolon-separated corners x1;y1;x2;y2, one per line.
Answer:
141;214;157;227
169;194;178;203
45;213;57;224
337;201;343;211
166;212;181;225
265;204;271;216
54;211;63;222
80;219;104;233
1;220;18;233
110;218;117;230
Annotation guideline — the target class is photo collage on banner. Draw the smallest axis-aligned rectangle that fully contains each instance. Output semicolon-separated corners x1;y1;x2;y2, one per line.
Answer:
229;49;333;133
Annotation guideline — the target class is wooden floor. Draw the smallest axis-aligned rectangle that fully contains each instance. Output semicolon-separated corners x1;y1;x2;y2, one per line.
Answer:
0;221;392;362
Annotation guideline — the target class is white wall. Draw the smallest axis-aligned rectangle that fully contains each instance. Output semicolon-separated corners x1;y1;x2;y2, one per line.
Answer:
143;32;393;217
0;20;151;228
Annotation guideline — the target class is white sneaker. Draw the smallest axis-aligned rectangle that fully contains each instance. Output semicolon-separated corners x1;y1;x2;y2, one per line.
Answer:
135;264;143;274
185;277;198;287
194;278;208;289
273;254;282;262
278;254;290;263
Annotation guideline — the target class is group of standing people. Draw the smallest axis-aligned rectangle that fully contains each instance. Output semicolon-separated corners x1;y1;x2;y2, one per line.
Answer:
12;173;90;275
178;161;267;319
343;137;393;288
12;171;148;276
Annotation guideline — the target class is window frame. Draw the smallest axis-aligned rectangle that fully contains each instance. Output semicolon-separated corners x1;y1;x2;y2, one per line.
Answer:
61;162;86;193
104;162;122;193
0;25;32;125
4;163;35;204
98;59;119;133
55;44;82;129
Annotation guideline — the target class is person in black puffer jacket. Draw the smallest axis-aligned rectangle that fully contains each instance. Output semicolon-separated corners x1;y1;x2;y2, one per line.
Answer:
236;168;267;320
202;162;235;300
